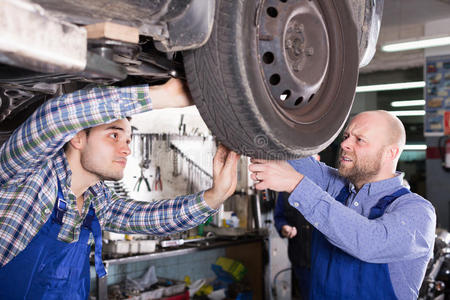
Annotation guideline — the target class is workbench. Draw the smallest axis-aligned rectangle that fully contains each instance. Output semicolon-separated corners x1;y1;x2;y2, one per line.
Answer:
94;235;268;300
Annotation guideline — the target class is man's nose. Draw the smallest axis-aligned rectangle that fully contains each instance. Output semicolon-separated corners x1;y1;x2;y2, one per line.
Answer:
120;143;131;156
340;138;352;151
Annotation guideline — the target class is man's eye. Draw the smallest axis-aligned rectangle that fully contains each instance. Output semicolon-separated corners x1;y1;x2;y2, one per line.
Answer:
110;133;118;139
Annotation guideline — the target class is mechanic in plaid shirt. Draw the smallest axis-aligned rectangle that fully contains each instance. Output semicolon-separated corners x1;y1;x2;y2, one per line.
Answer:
0;78;240;299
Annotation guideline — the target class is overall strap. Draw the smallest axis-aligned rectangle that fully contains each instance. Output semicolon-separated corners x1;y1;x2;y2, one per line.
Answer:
55;179;107;278
82;205;95;228
335;185;350;205
309;186;410;299
368;187;411;219
54;179;68;224
83;204;107;278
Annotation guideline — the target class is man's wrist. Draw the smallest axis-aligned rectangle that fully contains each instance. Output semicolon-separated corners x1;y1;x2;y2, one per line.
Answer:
287;173;304;193
148;84;166;109
204;189;224;210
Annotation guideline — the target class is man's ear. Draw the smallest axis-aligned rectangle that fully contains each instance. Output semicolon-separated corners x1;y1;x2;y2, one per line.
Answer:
387;144;400;161
68;131;86;150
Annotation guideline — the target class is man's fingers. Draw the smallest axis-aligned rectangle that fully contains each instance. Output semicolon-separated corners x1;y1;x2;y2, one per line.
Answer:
212;145;228;176
291;228;297;238
224;150;239;172
283;226;293;238
214;144;228;163
250;158;270;164
254;181;268;190
248;163;266;173
214;145;239;177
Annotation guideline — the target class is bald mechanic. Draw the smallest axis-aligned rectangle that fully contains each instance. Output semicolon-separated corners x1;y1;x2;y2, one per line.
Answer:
0;78;240;299
249;110;436;299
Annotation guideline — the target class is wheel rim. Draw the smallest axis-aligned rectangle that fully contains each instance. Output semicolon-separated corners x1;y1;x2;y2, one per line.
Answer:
257;0;358;125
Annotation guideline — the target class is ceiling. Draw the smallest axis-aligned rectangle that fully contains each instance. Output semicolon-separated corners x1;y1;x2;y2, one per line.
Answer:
382;0;450;28
355;1;449;129
361;0;450;73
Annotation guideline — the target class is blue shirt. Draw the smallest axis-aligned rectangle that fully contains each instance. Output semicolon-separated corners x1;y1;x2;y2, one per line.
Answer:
288;157;436;299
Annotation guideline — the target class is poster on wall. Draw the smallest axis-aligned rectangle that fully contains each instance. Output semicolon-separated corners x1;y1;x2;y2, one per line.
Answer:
424;55;450;136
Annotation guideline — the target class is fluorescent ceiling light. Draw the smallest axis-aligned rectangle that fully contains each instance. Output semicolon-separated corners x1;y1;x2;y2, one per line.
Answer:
356;81;425;93
403;144;427;151
391;100;425;107
382;35;450;52
388;110;425;117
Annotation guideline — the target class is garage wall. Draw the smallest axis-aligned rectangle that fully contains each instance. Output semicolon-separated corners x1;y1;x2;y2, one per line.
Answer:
125;106;215;202
424;18;450;230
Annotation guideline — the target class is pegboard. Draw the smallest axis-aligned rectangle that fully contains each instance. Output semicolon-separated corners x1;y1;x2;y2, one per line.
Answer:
123;134;216;202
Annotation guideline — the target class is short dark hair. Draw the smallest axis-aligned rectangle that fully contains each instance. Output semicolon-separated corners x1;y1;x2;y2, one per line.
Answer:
85;116;131;137
63;117;132;150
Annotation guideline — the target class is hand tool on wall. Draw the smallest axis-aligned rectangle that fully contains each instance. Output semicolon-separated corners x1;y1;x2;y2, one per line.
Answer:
134;135;152;191
172;148;181;177
187;160;192;193
154;166;163;191
178;114;184;135
170;143;213;193
134;168;151;192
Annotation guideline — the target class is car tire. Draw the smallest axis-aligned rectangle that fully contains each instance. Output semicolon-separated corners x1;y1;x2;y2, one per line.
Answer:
183;0;359;159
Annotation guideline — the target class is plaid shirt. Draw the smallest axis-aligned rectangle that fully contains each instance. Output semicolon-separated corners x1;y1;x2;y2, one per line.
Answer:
0;85;216;267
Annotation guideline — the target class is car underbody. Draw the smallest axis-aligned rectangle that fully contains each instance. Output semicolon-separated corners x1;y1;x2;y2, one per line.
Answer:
0;0;383;158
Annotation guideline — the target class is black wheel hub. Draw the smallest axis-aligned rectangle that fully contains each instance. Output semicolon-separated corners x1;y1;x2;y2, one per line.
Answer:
257;0;357;127
258;0;329;111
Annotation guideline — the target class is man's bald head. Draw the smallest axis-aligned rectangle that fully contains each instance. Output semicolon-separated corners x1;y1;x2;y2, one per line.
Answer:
340;110;407;187
352;110;406;150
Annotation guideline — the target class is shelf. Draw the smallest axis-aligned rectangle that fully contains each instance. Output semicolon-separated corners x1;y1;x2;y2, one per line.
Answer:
95;235;267;300
102;235;265;267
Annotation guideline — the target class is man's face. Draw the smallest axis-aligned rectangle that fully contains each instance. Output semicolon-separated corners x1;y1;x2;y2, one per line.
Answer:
80;119;132;181
338;114;387;185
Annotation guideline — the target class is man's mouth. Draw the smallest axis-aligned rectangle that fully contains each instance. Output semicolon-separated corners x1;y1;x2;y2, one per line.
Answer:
340;154;353;164
114;159;127;167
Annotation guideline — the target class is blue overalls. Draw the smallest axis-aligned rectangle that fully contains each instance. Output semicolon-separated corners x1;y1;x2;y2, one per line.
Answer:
0;182;106;300
309;186;410;299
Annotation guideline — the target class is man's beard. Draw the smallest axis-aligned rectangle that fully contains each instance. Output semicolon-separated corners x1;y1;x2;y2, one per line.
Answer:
338;149;383;185
80;154;124;182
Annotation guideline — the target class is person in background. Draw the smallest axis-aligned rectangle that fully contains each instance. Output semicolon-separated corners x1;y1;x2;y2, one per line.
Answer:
0;78;240;299
274;192;312;300
274;155;319;300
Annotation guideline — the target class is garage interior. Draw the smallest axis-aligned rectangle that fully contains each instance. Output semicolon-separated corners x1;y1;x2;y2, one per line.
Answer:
1;0;450;299
89;1;450;299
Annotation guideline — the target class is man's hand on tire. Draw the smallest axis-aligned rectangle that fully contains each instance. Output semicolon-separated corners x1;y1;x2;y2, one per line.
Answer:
204;145;240;209
249;159;304;193
149;78;194;109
